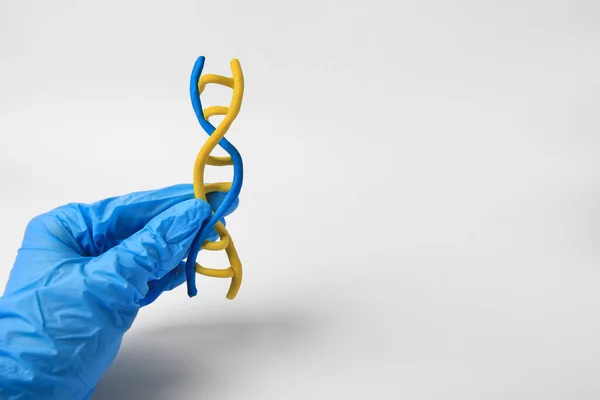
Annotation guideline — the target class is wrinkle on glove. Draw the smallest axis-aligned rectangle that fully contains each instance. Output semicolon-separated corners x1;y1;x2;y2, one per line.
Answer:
0;184;238;399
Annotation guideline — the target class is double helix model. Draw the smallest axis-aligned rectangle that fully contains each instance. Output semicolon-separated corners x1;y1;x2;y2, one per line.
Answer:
184;56;244;300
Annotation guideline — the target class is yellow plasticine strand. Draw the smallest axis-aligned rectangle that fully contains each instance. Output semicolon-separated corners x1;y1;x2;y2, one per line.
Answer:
193;59;244;300
201;235;230;251
204;106;229;118
198;74;234;93
207;156;233;166
204;182;232;193
196;265;235;278
223;232;242;299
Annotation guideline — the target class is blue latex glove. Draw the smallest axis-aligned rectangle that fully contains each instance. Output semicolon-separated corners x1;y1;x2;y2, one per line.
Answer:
0;184;238;399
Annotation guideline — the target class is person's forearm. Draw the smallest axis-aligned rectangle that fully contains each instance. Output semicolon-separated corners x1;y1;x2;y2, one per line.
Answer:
0;292;68;399
0;290;111;400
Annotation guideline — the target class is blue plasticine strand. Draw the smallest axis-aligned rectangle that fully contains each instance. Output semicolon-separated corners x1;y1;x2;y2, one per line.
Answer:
184;56;244;297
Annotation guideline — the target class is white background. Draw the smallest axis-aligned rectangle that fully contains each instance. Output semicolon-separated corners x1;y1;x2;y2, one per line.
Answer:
1;1;600;399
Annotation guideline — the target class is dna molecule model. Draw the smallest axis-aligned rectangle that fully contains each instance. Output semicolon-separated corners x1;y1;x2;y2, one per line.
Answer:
184;56;244;300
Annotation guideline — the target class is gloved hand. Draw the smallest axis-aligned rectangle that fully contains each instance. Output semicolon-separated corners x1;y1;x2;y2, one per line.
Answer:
0;184;238;399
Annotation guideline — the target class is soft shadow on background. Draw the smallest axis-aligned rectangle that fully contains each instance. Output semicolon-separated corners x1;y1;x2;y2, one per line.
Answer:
93;309;321;399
